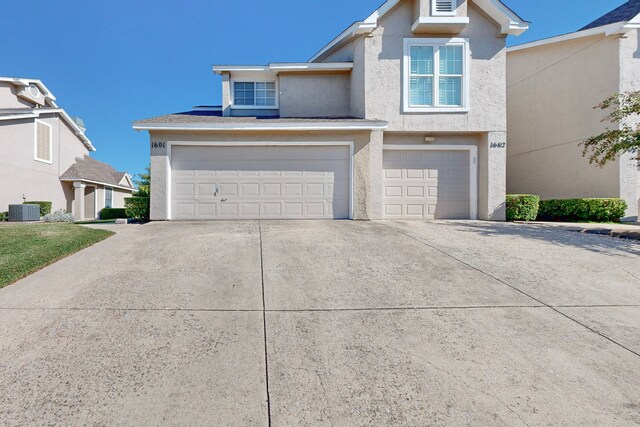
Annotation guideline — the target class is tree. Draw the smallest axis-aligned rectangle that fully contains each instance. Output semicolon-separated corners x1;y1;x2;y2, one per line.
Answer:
134;166;150;197
582;91;640;167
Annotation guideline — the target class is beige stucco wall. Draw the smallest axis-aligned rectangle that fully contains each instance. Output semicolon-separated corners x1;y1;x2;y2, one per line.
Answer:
0;83;32;109
362;0;507;132
506;32;638;221
279;73;351;118
148;130;381;220
0;114;90;213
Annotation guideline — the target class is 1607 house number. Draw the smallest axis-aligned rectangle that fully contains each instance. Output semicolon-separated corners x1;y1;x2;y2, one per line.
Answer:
151;142;167;149
490;142;506;149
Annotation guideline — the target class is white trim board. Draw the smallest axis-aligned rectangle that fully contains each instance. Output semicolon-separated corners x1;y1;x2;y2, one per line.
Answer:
133;121;388;131
167;141;355;220
508;21;640;53
60;178;135;192
383;144;478;220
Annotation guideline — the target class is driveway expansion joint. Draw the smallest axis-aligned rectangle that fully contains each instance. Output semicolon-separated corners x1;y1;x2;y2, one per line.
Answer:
380;223;640;359
258;220;272;427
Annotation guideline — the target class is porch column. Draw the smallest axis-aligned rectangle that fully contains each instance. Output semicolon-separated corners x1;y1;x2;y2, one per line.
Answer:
73;181;86;220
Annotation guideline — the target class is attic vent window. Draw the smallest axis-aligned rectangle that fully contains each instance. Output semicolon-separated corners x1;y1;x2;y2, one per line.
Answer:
432;0;455;15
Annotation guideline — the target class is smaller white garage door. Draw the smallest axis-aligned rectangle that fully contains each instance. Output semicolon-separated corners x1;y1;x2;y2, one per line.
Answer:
171;145;351;220
383;147;474;219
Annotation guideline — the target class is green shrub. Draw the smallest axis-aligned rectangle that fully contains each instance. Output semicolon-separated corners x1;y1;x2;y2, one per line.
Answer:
0;212;7;222
125;197;150;222
24;201;52;217
506;194;540;221
538;198;628;223
99;208;127;220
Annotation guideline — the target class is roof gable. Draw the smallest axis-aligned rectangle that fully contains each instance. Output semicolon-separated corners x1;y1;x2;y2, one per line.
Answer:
310;0;528;62
581;0;640;31
60;156;134;189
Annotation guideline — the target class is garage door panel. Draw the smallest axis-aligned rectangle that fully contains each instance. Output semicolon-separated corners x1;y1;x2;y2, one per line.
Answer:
383;148;472;220
171;145;350;219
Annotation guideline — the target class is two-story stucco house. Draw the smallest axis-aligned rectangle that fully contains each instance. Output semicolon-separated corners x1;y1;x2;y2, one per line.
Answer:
507;0;640;222
0;77;134;220
134;0;527;221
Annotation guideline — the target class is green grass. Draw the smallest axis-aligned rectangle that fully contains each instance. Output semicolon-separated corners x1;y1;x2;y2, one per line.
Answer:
0;224;114;288
74;219;118;225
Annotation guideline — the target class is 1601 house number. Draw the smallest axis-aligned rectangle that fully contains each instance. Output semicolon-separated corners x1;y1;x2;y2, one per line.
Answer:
490;142;506;149
151;142;166;149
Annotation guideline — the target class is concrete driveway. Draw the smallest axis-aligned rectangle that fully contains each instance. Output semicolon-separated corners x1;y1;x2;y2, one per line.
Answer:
0;221;639;425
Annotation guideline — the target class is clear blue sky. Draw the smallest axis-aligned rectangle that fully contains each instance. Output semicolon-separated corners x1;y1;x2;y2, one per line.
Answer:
1;0;625;179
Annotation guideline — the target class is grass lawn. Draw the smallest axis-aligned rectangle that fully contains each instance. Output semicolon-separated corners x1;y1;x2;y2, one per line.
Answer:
0;223;114;288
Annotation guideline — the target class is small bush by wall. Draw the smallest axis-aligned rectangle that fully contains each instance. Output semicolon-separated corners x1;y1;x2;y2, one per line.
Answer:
99;208;127;220
24;201;52;217
537;198;627;223
506;194;540;221
43;210;76;223
125;197;150;222
0;212;7;222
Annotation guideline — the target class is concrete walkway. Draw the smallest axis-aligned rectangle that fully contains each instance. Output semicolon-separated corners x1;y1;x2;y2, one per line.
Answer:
0;221;639;425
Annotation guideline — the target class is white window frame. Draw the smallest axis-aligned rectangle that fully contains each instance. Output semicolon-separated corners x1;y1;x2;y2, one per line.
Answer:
431;0;457;16
104;186;113;209
34;119;53;164
230;79;279;110
403;38;470;113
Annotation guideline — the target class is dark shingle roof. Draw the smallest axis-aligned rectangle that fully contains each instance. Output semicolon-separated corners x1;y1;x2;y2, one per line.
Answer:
60;156;133;189
580;0;640;31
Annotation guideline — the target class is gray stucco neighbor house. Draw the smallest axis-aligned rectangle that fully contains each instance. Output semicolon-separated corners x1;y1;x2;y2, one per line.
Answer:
507;0;640;222
134;0;528;221
0;77;134;220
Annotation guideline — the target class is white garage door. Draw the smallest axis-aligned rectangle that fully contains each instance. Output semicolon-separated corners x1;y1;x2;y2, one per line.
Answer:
383;148;472;219
171;145;350;220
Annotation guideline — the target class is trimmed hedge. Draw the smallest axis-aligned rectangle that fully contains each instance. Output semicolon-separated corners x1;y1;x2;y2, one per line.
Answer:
537;198;627;223
24;201;52;217
506;194;540;221
125;197;150;222
99;208;127;220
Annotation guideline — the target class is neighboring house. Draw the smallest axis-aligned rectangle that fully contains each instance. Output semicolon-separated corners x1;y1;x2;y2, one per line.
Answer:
0;77;134;220
506;0;640;222
134;0;528;221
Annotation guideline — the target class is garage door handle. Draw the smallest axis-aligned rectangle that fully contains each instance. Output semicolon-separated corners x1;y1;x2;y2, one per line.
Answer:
221;198;227;202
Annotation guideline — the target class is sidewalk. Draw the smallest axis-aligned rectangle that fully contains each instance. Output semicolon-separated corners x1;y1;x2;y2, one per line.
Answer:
517;221;640;241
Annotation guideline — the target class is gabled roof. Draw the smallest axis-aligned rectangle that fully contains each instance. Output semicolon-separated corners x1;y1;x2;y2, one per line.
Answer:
508;0;640;53
581;0;640;31
60;156;134;190
309;0;529;62
0;77;95;151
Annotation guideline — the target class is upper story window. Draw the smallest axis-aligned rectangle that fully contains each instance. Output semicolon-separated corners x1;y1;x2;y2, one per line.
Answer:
34;119;52;163
403;38;468;113
233;81;277;108
432;0;456;15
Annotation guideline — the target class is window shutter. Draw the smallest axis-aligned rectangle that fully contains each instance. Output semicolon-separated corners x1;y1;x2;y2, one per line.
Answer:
36;121;51;162
434;0;454;13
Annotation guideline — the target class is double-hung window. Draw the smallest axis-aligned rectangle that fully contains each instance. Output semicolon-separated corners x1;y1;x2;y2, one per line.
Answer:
404;38;468;112
233;81;277;108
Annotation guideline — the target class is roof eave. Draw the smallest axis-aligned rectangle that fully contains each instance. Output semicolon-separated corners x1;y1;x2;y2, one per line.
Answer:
132;121;389;132
508;21;637;53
